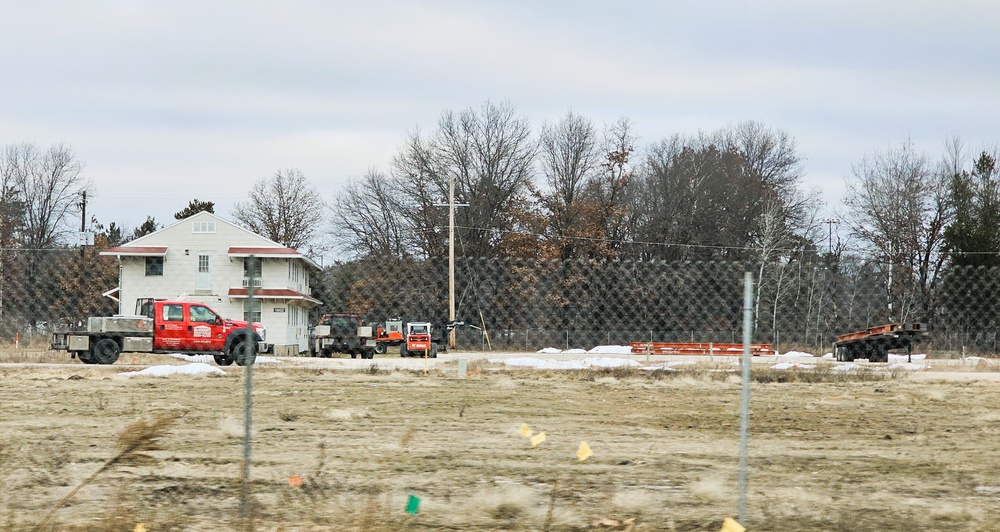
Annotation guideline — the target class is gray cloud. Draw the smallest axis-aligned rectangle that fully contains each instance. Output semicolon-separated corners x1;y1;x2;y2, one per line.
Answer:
1;1;997;233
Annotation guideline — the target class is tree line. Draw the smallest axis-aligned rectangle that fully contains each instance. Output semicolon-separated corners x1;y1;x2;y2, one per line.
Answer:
3;100;999;344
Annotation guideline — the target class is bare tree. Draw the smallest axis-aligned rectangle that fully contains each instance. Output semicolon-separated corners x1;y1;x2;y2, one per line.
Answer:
844;140;953;321
393;101;536;259
536;112;600;259
1;143;89;249
0;142;90;328
329;169;410;259
589;117;639;256
232;168;325;249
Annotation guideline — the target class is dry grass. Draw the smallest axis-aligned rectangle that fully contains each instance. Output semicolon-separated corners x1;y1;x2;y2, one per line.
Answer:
2;359;999;530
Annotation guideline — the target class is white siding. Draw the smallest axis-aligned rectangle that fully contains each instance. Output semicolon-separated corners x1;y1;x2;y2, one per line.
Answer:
111;212;317;353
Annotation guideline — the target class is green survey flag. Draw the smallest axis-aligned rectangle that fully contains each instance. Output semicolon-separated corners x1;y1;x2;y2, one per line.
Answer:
406;494;421;515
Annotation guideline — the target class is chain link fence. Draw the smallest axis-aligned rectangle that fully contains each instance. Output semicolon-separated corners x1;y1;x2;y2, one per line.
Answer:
4;246;999;357
315;257;1000;356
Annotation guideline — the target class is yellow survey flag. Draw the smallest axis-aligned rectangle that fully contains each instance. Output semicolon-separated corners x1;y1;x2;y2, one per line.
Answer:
720;516;745;532
134;524;147;532
530;432;547;447
577;441;593;461
520;423;533;437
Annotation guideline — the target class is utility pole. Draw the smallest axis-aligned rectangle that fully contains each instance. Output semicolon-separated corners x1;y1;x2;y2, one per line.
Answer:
435;176;468;349
823;218;838;254
79;191;87;258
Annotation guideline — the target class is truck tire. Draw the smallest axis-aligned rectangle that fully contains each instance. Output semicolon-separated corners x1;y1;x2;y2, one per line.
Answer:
375;342;387;355
362;349;375;360
399;346;408;358
321;347;333;358
92;338;121;365
214;353;235;366
232;340;257;367
77;351;96;364
430;344;438;358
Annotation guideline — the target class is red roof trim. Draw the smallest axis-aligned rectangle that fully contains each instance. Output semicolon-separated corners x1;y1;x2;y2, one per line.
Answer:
228;288;321;305
100;246;168;256
228;247;300;255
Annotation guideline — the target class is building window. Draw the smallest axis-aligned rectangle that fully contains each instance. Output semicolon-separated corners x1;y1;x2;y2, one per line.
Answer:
192;221;216;233
243;299;261;323
145;256;163;276
244;257;262;278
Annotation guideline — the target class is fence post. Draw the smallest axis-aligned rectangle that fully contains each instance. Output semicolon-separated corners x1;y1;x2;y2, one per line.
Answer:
241;258;256;527
738;272;753;524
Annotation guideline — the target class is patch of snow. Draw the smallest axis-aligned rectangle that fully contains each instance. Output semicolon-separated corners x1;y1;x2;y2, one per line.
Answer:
888;353;926;361
491;357;640;370
821;353;834;358
582;357;640;368
168;353;214;363
563;348;588;354
777;351;815;358
886;363;923;371
536;347;562;354
832;363;864;372
120;363;225;378
771;362;817;370
588;345;634;354
640;363;677;371
492;357;587;369
167;353;279;365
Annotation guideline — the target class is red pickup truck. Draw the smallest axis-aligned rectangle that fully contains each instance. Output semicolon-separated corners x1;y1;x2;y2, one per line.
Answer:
51;300;270;366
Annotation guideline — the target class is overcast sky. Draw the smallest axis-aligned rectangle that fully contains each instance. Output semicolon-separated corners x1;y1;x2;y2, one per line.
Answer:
2;1;997;251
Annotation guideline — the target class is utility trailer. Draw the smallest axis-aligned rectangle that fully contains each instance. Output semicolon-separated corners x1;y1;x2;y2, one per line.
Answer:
834;322;929;363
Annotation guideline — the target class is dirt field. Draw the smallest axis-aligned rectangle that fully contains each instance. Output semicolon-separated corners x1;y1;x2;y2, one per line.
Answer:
3;351;1000;531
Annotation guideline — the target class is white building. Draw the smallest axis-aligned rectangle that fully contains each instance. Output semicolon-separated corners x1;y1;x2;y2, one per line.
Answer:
100;211;321;355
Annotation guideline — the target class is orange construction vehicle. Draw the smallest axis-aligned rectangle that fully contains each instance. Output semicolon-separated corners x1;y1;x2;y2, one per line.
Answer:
373;318;404;354
399;322;444;358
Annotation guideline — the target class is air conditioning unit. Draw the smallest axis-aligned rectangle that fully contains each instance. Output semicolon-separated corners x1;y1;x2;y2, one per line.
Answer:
242;278;262;287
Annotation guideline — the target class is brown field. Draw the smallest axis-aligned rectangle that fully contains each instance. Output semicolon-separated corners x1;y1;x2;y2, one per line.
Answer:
2;350;1000;531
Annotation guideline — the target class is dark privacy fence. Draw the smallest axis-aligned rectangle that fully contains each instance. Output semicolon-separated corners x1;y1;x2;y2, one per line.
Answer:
316;257;1000;356
4;247;999;356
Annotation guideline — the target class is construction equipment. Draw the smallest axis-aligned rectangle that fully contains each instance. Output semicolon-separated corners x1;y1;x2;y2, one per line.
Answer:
833;322;929;362
373;318;404;354
311;313;376;359
399;322;443;358
630;342;775;356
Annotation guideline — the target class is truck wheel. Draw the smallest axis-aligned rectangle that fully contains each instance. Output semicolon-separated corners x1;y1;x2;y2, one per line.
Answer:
375;342;387;355
92;338;121;365
77;351;96;364
233;341;257;367
321;347;333;358
399;346;408;358
430;344;438;358
214;353;235;366
362;349;375;360
350;350;358;359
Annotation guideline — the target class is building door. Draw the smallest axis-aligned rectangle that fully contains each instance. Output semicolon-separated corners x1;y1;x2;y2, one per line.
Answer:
196;252;211;291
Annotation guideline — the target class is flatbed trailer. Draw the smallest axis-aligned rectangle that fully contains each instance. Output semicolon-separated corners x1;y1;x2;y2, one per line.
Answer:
629;342;775;356
833;322;929;362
